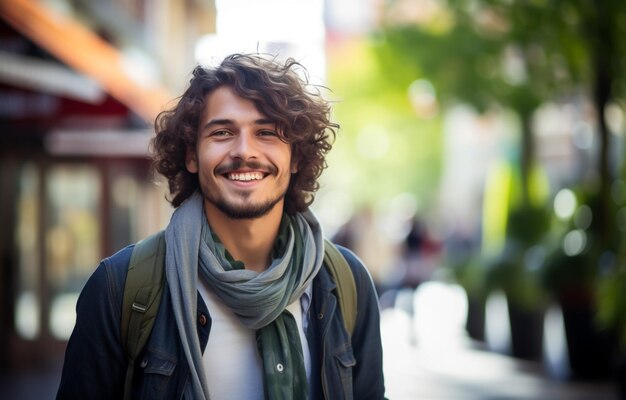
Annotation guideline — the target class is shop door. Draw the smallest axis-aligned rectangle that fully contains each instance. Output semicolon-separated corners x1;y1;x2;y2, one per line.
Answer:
11;161;101;364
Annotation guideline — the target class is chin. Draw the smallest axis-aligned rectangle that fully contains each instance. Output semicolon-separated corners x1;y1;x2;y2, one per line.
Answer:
212;196;285;220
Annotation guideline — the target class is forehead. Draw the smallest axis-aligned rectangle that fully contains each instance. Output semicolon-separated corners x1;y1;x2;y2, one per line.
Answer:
202;86;264;120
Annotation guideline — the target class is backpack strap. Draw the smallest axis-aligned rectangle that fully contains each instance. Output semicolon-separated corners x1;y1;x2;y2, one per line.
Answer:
119;232;356;399
323;239;357;336
121;230;166;400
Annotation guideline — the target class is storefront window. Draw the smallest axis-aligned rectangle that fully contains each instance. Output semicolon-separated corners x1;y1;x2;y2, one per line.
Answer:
110;166;140;252
46;165;100;340
15;163;40;339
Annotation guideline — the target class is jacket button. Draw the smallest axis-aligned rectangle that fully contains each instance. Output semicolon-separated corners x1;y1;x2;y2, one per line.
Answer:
199;314;207;326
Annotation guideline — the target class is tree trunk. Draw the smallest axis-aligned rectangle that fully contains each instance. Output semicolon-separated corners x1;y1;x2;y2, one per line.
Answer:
520;112;534;209
590;1;614;243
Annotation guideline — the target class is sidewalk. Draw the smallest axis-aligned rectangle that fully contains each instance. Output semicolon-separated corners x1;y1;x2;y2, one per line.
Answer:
381;283;620;400
382;310;618;399
0;356;64;400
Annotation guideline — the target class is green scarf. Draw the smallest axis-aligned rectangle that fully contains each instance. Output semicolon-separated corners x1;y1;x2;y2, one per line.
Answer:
203;214;312;399
164;191;324;400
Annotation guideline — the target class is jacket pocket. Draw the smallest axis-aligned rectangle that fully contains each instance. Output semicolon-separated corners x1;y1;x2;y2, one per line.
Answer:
334;347;356;399
142;352;177;375
137;351;178;399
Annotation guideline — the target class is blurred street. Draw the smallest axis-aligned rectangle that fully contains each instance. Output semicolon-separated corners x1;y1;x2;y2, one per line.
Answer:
382;308;619;400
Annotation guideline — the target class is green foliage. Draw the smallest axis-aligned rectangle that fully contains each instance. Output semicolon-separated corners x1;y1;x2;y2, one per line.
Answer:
483;240;548;310
540;186;621;295
377;1;596;115
540;242;598;295
598;264;626;347
325;39;443;206
482;158;551;254
477;157;551;308
448;253;486;300
378;0;626;308
597;179;626;347
377;1;626;310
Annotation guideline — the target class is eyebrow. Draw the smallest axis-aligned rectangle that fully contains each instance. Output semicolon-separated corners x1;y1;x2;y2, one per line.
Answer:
202;118;276;130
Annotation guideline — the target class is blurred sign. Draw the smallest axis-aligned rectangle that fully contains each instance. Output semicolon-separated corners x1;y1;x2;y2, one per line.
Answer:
45;129;152;157
0;84;130;130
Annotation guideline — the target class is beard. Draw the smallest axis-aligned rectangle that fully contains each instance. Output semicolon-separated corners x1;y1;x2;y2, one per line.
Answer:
206;189;287;219
205;159;289;219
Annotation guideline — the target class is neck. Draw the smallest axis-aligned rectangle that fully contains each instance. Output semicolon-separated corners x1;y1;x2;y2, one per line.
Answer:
204;202;284;272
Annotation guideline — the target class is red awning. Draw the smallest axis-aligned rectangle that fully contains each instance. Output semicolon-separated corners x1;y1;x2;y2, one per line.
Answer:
0;0;172;123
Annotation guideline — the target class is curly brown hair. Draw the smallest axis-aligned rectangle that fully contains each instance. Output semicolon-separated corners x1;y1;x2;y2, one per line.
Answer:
151;53;339;213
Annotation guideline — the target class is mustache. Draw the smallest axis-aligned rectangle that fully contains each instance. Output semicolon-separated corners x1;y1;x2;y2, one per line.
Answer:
215;159;277;175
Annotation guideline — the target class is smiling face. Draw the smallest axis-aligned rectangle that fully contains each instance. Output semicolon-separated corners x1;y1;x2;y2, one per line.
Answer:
186;86;296;220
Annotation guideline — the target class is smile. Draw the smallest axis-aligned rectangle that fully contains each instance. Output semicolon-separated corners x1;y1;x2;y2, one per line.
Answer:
227;172;265;181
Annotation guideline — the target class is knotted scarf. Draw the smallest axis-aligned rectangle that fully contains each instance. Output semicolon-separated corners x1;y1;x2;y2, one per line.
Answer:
164;191;324;399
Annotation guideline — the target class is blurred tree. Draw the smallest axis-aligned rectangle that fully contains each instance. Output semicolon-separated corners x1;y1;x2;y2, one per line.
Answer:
379;0;584;227
377;0;626;287
378;0;626;364
325;38;443;207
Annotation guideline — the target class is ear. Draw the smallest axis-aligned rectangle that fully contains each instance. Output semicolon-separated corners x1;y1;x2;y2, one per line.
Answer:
185;148;198;173
290;158;298;174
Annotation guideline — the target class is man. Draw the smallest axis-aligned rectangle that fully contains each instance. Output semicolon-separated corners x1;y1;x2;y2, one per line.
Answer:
56;53;385;399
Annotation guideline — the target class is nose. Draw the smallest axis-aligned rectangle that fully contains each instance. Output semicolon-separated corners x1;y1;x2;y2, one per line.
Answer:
230;131;258;160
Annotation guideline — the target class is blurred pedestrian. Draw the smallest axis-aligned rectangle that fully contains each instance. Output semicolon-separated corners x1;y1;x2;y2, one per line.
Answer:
333;208;399;296
56;54;385;400
399;215;441;289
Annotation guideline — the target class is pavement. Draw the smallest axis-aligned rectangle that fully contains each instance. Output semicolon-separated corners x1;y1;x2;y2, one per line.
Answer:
0;356;64;400
381;307;619;399
381;283;621;400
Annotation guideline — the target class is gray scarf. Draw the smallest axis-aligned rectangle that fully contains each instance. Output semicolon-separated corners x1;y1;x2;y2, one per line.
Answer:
164;191;324;399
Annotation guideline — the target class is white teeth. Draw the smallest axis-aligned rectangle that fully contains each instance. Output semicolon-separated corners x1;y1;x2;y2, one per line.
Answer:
228;172;263;181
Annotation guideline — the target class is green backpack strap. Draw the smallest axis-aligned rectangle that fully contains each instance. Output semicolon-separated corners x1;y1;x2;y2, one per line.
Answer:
119;233;355;398
121;230;166;400
323;239;357;336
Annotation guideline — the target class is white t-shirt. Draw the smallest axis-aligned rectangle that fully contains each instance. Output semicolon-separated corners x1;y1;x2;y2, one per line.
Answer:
198;279;311;400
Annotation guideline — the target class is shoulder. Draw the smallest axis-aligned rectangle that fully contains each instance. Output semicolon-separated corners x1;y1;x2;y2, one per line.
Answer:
334;245;362;268
105;244;135;269
334;245;368;276
83;245;135;303
100;245;135;285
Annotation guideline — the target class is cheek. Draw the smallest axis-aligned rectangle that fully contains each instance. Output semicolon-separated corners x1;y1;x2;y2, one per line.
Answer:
282;146;296;173
195;145;223;171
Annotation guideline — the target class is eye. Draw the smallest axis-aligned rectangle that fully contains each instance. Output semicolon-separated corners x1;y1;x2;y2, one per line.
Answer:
210;129;232;137
258;130;278;137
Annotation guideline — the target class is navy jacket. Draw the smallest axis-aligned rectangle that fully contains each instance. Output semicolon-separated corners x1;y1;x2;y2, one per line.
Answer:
56;243;385;399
